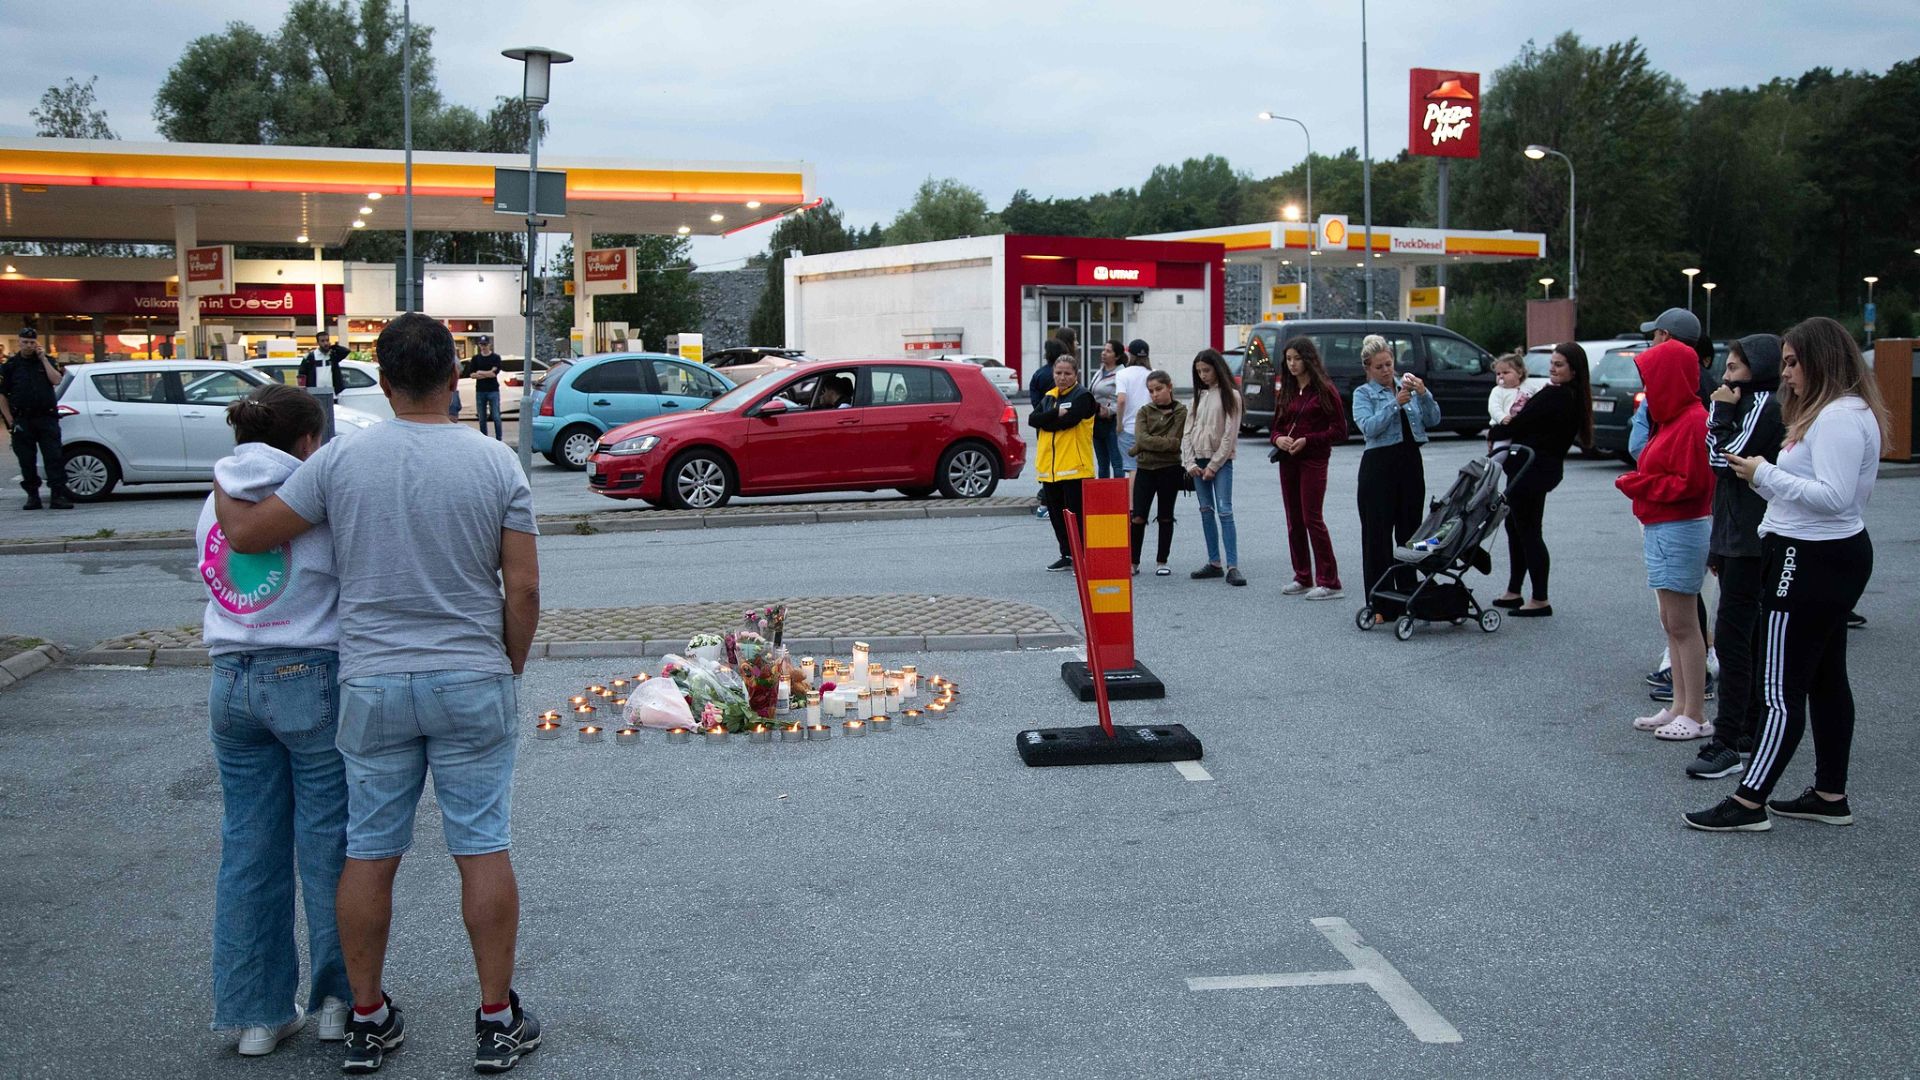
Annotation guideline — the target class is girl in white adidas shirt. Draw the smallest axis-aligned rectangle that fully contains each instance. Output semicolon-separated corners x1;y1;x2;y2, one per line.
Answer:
1685;317;1888;832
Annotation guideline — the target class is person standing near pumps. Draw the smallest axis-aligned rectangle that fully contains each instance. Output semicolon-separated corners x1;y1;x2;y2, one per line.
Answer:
1029;351;1097;572
297;330;349;395
0;328;72;510
1270;337;1343;599
1487;342;1595;618
466;336;506;440
1686;317;1886;832
1352;335;1437;620
1182;348;1245;586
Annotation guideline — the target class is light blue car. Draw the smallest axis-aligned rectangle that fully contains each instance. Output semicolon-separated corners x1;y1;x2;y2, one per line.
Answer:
529;352;735;469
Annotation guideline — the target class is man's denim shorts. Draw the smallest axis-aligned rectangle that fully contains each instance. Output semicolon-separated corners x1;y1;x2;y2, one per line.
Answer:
336;670;519;860
1644;516;1712;594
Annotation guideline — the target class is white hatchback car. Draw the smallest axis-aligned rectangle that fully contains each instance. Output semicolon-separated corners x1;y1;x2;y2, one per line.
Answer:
247;358;394;419
930;354;1017;398
55;361;380;501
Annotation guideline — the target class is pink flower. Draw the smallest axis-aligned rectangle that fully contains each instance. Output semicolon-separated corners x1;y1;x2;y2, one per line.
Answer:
820;681;837;693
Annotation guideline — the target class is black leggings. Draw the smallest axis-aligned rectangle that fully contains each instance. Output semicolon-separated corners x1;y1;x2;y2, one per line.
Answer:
1357;442;1424;617
1737;531;1872;802
1710;553;1767;752
1129;465;1183;566
1503;490;1550;601
1042;479;1084;558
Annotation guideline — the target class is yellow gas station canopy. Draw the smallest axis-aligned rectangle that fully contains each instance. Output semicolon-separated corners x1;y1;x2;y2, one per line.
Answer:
1134;220;1545;267
0;137;816;245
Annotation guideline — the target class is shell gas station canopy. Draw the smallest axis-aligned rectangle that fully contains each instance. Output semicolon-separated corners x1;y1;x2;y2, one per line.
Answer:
0;137;816;245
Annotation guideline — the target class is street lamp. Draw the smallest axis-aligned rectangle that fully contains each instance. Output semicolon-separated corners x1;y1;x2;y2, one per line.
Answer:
503;45;573;476
1864;275;1880;345
1258;111;1313;317
1538;277;1555;299
1281;204;1302;221
1523;145;1576;302
1681;267;1701;311
1701;282;1717;339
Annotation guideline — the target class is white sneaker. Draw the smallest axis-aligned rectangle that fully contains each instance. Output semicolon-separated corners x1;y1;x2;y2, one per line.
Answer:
317;997;351;1041
237;1005;305;1056
1304;586;1345;600
1280;582;1310;595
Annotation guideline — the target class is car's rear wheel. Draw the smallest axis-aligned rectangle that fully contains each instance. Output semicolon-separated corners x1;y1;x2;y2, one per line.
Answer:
664;450;734;510
936;442;999;499
62;445;120;501
555;425;599;471
896;487;936;500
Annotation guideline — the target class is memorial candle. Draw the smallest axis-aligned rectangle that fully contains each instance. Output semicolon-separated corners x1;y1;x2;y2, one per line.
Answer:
806;691;821;725
535;721;563;739
615;727;641;746
902;665;919;698
578;725;603;744
850;642;870;685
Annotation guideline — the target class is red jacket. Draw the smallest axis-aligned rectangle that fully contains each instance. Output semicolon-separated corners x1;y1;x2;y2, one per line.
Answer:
1614;340;1714;525
1271;383;1345;462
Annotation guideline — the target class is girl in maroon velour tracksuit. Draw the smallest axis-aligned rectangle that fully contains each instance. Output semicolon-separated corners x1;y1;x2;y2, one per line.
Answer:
1271;338;1346;597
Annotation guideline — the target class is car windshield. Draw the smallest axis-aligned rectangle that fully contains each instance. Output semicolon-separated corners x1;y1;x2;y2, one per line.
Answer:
704;369;786;412
1524;351;1552;377
1593;351;1645;391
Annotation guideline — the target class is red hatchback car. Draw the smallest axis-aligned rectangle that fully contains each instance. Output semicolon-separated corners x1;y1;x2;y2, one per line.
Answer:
586;358;1027;509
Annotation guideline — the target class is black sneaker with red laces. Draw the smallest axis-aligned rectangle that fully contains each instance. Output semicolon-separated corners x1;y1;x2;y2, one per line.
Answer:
474;989;542;1074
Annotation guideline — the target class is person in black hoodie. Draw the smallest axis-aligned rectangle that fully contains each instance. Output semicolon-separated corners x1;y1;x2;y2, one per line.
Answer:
1487;341;1594;617
1685;334;1785;780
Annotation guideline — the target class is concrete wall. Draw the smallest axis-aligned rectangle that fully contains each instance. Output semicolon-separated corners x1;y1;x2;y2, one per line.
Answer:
786;236;1004;360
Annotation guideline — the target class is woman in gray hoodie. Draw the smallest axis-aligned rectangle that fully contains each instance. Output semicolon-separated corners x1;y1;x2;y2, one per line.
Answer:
195;384;351;1056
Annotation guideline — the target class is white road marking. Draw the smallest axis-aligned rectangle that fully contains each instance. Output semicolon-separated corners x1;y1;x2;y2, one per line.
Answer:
1186;917;1462;1044
1173;760;1213;781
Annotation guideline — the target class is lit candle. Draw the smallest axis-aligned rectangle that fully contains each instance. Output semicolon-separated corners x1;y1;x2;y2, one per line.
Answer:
666;727;692;744
779;723;806;743
868;663;885;691
824;692;846;718
574;704;597;723
885;686;901;715
871;715;893;733
535;721;563;740
857;688;873;720
851;641;870;683
611;679;629;692
587;685;607;695
800;656;816;681
538;710;562;724
612;697;627;710
902;665;919;698
842;718;867;738
615;727;641;746
806;691;821;725
901;708;923;726
749;724;773;744
569;695;590;708
928;701;947;715
704;726;730;744
633;673;650;683
578;725;603;744
805;723;832;741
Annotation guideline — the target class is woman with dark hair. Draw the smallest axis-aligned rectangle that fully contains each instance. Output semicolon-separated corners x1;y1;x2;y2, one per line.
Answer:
1089;340;1125;479
1181;348;1245;585
1271;337;1344;599
1488;341;1594;618
1352;335;1439;621
1029;352;1097;572
1687;317;1888;831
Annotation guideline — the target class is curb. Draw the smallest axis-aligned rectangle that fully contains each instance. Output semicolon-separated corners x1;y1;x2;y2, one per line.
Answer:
0;643;68;691
72;631;1062;670
0;499;1040;556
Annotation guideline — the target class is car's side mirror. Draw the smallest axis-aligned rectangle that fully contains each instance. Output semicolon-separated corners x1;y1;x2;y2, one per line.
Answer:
754;397;791;417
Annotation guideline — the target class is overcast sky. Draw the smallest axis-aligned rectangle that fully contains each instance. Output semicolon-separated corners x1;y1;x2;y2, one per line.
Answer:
4;1;1915;269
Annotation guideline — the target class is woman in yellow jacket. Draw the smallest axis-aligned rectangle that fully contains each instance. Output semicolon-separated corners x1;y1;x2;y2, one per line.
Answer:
1029;352;1098;571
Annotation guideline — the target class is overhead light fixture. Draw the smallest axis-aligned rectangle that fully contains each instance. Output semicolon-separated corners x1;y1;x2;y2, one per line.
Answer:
352;219;366;229
745;200;762;209
295;234;310;244
367;192;383;200
677;225;691;235
3;264;14;273
1280;260;1291;266
710;213;725;223
358;205;373;215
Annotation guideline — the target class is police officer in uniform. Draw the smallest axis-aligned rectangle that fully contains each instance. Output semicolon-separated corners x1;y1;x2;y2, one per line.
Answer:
0;328;73;509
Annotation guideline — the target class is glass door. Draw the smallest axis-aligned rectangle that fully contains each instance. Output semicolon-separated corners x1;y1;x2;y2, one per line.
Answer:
1043;295;1129;383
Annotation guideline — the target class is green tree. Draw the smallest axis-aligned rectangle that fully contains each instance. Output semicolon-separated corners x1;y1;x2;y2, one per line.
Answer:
883;178;999;245
1133;155;1246;233
1000;189;1095;236
544;235;703;354
32;76;116;140
746;200;859;345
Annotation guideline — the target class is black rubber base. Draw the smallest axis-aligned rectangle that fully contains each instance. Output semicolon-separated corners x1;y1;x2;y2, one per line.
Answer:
1015;724;1204;767
1061;661;1166;702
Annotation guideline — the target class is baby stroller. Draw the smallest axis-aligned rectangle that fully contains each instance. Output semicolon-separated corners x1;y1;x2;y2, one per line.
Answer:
1357;445;1534;641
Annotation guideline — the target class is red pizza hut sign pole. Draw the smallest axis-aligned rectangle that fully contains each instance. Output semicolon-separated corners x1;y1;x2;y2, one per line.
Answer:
1408;69;1480;325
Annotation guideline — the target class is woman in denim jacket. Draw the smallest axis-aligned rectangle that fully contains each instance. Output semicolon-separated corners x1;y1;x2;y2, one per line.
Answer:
1351;335;1440;621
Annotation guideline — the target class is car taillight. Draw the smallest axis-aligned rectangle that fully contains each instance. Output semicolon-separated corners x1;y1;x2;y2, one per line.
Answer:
1633;392;1646;406
56;405;77;417
505;376;523;387
1001;406;1017;424
538;388;555;416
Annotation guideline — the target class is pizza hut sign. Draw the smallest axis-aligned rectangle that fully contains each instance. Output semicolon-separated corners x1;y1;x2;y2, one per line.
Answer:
1408;69;1481;160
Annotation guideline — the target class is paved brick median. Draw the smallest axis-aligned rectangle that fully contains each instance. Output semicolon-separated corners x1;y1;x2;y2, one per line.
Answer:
71;593;1080;666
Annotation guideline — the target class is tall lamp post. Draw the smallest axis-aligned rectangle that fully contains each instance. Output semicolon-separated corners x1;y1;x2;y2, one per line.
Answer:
1701;282;1717;339
503;46;572;476
1257;112;1313;317
1538;277;1555;299
1359;0;1375;316
1682;267;1701;312
1864;275;1879;346
1523;145;1576;301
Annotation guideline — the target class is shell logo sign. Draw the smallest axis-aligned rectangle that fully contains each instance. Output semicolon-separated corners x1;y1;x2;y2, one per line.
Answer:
1408;69;1482;160
1316;214;1350;251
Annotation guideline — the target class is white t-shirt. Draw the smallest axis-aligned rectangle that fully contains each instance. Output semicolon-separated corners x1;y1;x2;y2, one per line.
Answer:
309;350;335;391
1114;366;1152;435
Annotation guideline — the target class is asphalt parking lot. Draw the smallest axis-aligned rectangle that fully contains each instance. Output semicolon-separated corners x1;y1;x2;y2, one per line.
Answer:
2;433;1917;1078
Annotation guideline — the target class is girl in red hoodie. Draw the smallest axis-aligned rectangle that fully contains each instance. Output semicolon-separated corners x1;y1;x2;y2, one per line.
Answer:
1615;339;1717;740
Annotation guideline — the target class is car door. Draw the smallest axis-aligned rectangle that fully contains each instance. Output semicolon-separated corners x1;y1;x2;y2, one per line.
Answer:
857;365;955;483
569;358;651;431
174;367;263;472
645;359;725;419
740;369;864;490
83;370;183;478
1421;333;1495;431
333;364;391;418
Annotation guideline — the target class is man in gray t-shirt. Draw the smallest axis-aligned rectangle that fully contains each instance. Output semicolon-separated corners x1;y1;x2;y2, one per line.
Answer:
217;312;545;1072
